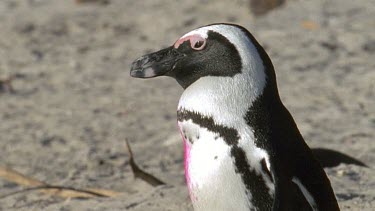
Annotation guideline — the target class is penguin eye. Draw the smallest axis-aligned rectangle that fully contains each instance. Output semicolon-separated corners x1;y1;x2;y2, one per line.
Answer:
194;41;204;49
191;37;206;51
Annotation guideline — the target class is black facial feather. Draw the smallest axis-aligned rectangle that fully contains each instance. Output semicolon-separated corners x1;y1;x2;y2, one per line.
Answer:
170;31;242;89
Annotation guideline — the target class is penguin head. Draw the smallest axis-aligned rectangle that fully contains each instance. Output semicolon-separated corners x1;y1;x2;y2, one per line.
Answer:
131;23;276;93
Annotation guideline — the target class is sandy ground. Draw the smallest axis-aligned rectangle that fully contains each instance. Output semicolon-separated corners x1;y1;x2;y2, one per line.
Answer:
0;0;374;210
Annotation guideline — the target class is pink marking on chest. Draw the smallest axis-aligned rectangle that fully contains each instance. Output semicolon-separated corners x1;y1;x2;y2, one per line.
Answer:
178;124;197;201
183;138;192;187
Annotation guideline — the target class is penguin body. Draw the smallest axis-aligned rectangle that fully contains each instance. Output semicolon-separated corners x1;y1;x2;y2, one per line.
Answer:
130;24;340;211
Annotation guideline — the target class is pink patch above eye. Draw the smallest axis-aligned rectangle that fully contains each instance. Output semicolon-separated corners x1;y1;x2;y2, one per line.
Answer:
174;34;206;50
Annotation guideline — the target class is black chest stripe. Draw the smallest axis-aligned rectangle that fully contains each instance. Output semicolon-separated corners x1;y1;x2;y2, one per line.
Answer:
177;109;239;145
177;109;273;210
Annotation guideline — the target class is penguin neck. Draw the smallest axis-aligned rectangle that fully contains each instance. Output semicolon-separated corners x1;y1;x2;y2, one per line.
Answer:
177;72;268;127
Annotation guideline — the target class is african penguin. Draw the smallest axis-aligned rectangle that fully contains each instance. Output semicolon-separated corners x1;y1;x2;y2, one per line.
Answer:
130;23;340;211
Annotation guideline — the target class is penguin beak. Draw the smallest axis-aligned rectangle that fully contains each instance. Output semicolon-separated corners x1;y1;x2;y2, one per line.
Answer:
130;46;185;78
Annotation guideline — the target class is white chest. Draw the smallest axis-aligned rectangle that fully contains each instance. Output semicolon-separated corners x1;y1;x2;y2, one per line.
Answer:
178;120;252;211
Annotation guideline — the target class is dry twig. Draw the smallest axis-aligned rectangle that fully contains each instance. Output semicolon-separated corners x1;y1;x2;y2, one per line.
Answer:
0;166;121;199
125;139;165;187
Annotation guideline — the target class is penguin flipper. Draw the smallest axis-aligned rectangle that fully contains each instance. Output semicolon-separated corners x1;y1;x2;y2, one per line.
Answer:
292;155;341;211
272;176;313;211
311;148;368;168
272;169;340;211
270;148;341;211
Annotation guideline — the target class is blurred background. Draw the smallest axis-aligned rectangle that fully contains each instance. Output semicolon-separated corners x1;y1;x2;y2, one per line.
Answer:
0;0;374;210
